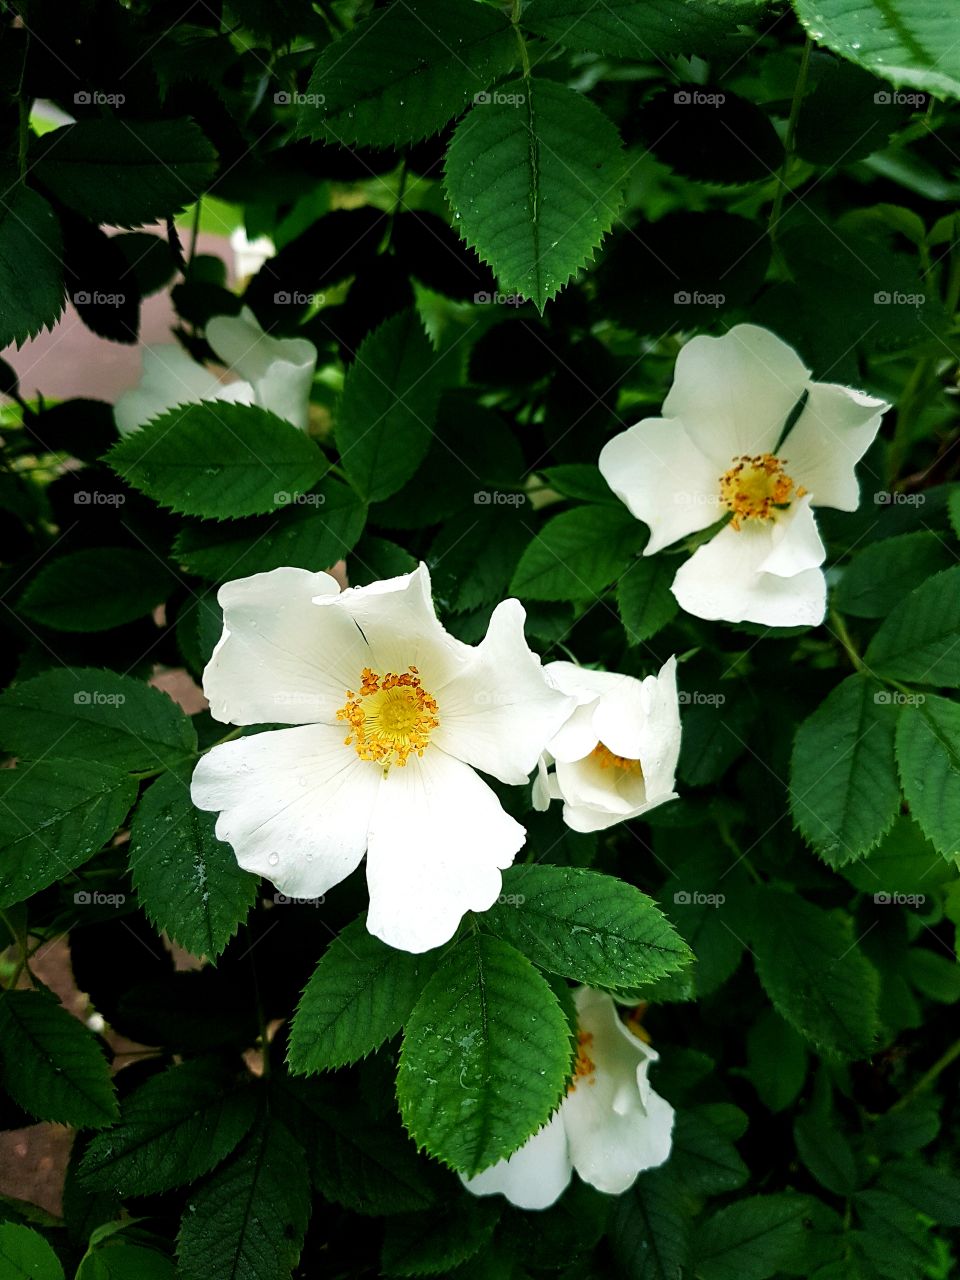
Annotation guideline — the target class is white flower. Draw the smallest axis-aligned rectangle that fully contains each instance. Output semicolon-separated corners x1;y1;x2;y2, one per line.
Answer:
230;227;275;281
462;987;674;1210
114;306;317;436
598;324;889;627
533;657;680;833
190;563;573;954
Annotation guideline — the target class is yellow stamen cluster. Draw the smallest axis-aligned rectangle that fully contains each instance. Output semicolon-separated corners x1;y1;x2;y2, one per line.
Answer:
719;453;805;529
336;666;439;772
592;742;642;774
568;1030;597;1092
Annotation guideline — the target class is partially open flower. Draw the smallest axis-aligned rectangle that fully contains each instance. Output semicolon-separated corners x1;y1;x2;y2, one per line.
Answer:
462;987;674;1210
534;657;680;833
191;564;573;953
598;324;889;627
114;305;317;436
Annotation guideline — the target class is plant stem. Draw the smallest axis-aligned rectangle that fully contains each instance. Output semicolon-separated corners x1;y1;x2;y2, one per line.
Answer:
889;1036;960;1111
829;609;866;674
769;37;813;244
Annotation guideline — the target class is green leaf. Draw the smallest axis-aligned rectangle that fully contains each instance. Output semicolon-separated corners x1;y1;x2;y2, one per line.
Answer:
287;916;437;1074
18;548;175;633
509;504;645;602
609;1168;692;1280
483;864;692;989
177;1116;311;1280
750;888;880;1059
300;0;517;146
381;1198;500;1277
789;675;901;866
670;1105;749;1195
794;1083;859;1196
173;477;366;581
80;1058;258;1196
33;119;218;226
694;1192;822;1280
745;1009;808;1113
0;185;64;349
0;987;118;1128
865;565;960;686
905;947;960;1002
0;759;137;908
876;1159;960;1226
841;815;954;895
428;505;530;614
617;556;679;646
77;1243;174;1280
792;0;960;99
444;78;627;310
336;312;449;503
896;695;960;859
0;1223;64;1280
835;531;955;618
128;771;258;960
524;0;763;58
0;668;197;772
541;465;620;506
106;402;325;520
397;933;572;1176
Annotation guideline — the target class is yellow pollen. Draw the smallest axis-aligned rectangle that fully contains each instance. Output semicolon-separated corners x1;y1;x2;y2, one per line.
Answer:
568;1030;597;1092
336;667;439;772
718;453;805;530
592;742;642;774
623;1003;652;1044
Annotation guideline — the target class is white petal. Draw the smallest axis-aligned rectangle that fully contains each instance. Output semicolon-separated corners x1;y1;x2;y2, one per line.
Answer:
460;1111;572;1211
433;600;575;784
672;524;826;627
594;656;682;802
563;989;674;1194
758;495;826;578
545;661;626;703
113;345;248;436
554;754;641;821
206;307;317;431
663;324;810;467
365;749;525;953
203;567;365;725
781;382;888;510
598;418;720;554
335;563;472;690
549;700;602;765
190;723;379;897
532;755;553;811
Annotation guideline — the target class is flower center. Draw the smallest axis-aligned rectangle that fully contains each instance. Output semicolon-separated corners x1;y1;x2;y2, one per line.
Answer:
567;1030;597;1093
718;453;805;529
622;1002;652;1044
591;742;642;774
336;667;439;772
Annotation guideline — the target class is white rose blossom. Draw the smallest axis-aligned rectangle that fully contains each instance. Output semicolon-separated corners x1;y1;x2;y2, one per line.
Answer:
114;305;317;436
598;324;889;628
534;657;681;833
191;563;574;954
462;987;674;1210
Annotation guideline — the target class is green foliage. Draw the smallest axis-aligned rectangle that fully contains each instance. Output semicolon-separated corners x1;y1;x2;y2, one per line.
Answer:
397;933;572;1176
17;547;174;632
483;864;692;989
524;0;763;57
0;1223;64;1280
0;668;197;772
865;565;960;686
128;770;258;959
0;987;118;1128
617;556;679;645
510;504;645;602
445;78;627;309
693;1192;826;1280
0;186;64;349
895;695;960;858
106;403;326;519
288;916;437;1073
